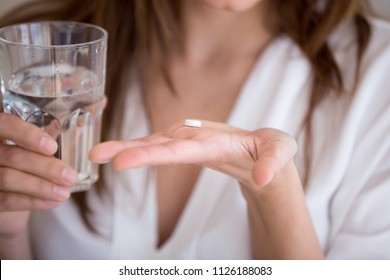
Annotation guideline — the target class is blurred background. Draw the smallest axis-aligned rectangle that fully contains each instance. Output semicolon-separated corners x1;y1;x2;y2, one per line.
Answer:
0;0;390;20
369;0;390;18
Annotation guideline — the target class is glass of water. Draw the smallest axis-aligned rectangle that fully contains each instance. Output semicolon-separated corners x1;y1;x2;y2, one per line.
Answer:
0;21;108;192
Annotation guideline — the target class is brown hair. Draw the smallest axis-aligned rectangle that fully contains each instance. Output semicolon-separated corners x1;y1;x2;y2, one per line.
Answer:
0;0;372;232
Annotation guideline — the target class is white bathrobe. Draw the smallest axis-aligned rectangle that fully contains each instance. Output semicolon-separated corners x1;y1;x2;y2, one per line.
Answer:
30;17;390;260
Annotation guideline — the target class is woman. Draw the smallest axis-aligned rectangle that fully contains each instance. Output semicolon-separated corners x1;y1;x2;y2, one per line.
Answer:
0;0;389;259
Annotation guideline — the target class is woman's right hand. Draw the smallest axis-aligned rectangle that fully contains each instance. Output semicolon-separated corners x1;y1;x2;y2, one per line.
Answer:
0;113;77;237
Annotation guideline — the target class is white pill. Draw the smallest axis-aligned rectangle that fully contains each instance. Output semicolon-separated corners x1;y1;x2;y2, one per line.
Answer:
184;119;202;128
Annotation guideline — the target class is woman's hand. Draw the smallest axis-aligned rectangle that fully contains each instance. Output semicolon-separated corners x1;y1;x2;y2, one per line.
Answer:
0;113;77;237
0;112;78;259
90;119;323;259
89;119;297;192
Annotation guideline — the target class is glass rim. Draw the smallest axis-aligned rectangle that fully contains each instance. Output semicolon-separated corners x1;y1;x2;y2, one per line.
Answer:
0;20;108;48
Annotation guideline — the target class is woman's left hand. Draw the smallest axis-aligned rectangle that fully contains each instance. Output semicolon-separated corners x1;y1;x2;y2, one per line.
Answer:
89;120;297;191
90;120;325;259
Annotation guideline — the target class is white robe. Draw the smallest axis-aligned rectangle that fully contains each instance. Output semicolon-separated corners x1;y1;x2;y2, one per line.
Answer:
30;18;390;259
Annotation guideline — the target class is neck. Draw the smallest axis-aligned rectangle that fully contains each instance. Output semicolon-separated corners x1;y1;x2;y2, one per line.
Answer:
178;0;278;64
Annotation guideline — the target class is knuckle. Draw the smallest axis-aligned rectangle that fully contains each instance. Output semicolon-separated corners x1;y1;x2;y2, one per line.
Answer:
4;146;25;166
35;178;53;198
0;168;14;191
43;158;65;179
0;191;13;210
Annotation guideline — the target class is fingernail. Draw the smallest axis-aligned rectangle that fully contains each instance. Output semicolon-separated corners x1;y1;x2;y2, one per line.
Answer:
61;167;78;185
40;136;58;154
53;185;71;200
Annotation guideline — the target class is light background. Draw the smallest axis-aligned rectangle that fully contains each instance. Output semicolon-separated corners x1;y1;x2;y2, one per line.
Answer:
370;0;390;19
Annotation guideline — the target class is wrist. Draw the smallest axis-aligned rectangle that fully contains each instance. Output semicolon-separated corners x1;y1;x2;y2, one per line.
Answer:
240;160;323;259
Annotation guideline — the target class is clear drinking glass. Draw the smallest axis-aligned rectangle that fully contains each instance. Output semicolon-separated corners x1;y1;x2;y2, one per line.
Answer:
0;21;108;192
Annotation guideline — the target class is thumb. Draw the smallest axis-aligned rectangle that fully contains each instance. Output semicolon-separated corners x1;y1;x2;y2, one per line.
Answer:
251;156;282;186
251;137;297;186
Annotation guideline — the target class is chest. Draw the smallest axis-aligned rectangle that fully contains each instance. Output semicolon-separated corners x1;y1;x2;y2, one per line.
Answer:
144;60;257;128
143;57;257;245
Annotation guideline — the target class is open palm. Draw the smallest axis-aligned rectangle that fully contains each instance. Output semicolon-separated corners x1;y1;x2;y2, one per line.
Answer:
89;120;297;191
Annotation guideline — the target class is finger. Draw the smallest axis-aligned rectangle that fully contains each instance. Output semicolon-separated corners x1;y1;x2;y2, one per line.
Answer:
89;119;239;164
0;113;58;155
0;191;62;211
90;120;242;169
0;167;71;201
0;144;78;186
112;139;215;170
89;135;171;163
